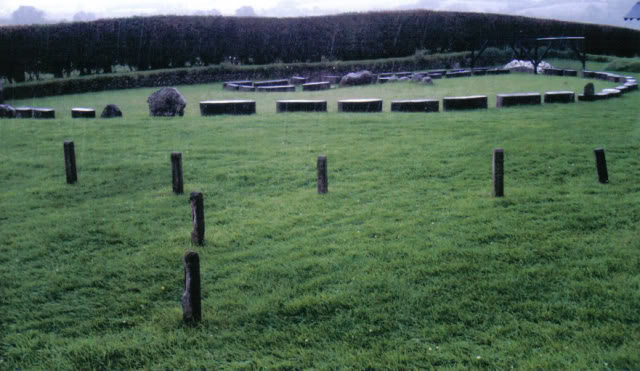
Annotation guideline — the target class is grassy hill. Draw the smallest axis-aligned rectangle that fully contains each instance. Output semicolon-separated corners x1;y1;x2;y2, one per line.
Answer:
1;72;639;368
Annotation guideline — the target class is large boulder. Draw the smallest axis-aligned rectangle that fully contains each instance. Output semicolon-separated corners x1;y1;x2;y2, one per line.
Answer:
0;104;16;118
411;73;427;82
147;87;186;117
339;71;376;87
421;76;434;85
101;104;123;118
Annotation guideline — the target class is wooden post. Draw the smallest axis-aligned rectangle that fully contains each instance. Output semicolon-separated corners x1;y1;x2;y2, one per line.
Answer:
63;141;77;184
492;148;504;197
317;155;328;194
182;251;201;324
171;152;184;194
190;192;205;245
594;148;608;184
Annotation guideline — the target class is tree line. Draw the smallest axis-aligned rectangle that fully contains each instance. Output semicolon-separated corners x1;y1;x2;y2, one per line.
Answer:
1;10;639;83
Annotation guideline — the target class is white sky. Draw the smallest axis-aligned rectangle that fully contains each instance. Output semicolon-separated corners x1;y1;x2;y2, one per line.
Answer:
0;0;416;17
0;0;638;29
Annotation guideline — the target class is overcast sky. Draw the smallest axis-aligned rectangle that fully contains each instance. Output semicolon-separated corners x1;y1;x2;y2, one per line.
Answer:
0;0;638;29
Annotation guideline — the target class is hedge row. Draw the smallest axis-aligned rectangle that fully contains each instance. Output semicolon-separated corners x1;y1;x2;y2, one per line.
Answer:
3;51;494;100
1;10;639;83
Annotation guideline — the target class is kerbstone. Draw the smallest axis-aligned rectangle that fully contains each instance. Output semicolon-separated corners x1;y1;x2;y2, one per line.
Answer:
496;93;541;108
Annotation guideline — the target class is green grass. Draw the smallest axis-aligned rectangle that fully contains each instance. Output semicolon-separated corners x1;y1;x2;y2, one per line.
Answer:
1;73;640;369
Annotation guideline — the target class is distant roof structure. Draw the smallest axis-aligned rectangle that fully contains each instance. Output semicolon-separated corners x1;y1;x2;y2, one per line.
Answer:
536;37;585;41
624;1;640;20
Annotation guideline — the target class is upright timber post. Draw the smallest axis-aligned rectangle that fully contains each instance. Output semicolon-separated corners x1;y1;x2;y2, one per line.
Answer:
182;251;202;324
493;148;504;197
317;155;328;194
594;148;608;184
171;152;184;194
190;192;205;245
64;141;77;184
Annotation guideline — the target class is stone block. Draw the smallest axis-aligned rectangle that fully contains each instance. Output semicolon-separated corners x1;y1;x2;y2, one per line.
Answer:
33;108;55;119
544;91;575;104
254;79;290;87
496;93;541;108
200;100;256;115
276;100;327;112
443;95;488;111
72;108;96;118
390;99;439;112
256;85;296;92
337;99;383;112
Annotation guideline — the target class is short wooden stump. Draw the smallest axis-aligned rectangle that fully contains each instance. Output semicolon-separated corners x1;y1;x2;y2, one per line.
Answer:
223;80;252;88
72;108;96;118
224;84;240;91
256;85;296;92
443;95;488;111
544;68;564;76
290;76;307;85
615;85;630;94
200;100;256;115
390;99;439;112
445;70;472;78
238;85;256;92
377;77;397;84
337;99;383;113
0;104;16;118
472;68;488;76
379;72;411;78
607;74;623;83
254;79;290;88
276;100;327;113
577;94;599;102
323;75;342;84
624;82;638;91
543;91;575;104
302;82;331;91
15;107;33;118
496;93;541;108
33;108;55;119
487;69;510;75
602;88;622;98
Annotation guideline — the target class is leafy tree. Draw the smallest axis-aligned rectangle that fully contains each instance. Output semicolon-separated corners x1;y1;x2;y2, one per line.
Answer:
235;6;256;17
11;6;46;25
73;12;96;22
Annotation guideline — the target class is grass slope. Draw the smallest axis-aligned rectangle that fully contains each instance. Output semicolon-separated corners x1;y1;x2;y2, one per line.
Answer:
1;73;639;369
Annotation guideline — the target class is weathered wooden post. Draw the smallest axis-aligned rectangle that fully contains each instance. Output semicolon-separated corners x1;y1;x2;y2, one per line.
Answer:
182;251;201;324
492;148;504;197
190;192;205;245
317;155;328;194
63;141;77;184
594;148;608;184
171;152;184;194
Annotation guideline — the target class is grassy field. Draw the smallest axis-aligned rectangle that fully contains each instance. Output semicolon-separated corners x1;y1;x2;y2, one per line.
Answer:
1;72;640;369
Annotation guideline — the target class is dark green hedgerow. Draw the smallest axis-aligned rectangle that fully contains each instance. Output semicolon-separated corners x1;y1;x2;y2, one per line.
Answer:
1;10;639;83
2;51;484;99
605;59;640;73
